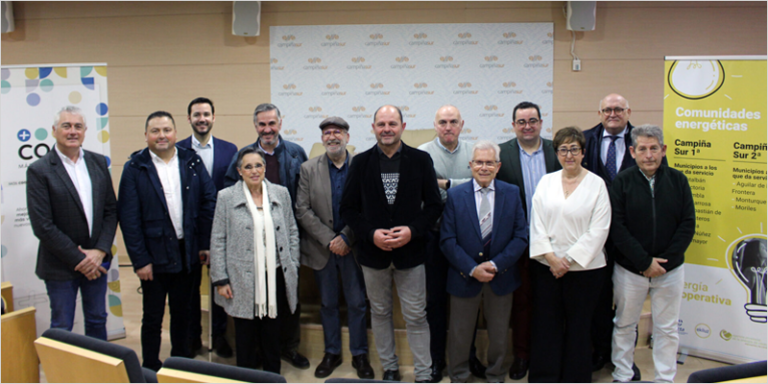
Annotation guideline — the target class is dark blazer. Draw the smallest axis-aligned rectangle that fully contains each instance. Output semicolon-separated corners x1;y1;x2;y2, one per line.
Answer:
117;147;217;274
27;149;118;281
497;138;561;219
177;135;238;192
340;143;442;270
582;122;638;188
295;152;356;271
440;180;528;297
223;135;308;205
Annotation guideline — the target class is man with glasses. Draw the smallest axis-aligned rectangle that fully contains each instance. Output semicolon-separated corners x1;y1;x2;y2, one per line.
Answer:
497;101;560;380
418;105;486;382
441;140;528;383
609;125;694;383
296;117;374;379
584;94;649;379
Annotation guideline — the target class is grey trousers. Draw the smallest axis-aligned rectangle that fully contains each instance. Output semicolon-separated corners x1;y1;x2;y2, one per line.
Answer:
362;264;432;382
449;284;513;383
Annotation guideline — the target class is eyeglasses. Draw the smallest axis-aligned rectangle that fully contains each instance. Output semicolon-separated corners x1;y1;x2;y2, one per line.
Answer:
557;147;583;156
601;107;626;115
322;129;345;137
515;118;540;126
471;160;498;169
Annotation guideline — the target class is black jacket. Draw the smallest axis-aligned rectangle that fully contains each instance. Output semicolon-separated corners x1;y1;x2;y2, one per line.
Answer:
609;164;695;274
340;142;442;269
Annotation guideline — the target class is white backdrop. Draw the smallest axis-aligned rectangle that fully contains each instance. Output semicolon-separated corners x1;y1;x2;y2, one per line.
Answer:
1;63;125;339
270;23;553;154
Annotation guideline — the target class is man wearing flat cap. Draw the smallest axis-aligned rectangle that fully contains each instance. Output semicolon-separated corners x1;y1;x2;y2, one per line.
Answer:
296;117;374;379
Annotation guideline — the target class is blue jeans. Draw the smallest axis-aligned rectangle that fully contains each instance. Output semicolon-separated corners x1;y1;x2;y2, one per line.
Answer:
44;262;110;340
314;252;369;356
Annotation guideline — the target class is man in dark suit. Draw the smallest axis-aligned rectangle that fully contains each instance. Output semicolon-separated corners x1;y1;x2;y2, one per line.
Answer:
496;101;560;380
118;111;217;371
223;103;310;368
340;105;442;382
296;117;374;379
583;94;644;379
441;140;528;383
27;106;118;340
177;97;237;358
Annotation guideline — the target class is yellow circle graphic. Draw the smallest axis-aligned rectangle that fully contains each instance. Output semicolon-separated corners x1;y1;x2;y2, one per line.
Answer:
25;68;39;79
68;91;82;104
95;66;107;77
98;130;110;143
668;60;725;100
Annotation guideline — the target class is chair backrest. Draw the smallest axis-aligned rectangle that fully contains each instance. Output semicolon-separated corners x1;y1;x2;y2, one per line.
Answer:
1;281;14;312
35;328;147;383
1;306;38;383
687;360;767;383
159;357;287;383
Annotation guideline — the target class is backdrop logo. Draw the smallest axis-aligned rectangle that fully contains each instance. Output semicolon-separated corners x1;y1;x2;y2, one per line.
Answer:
270;58;284;70
498;81;523;95
455;82;478;95
454;32;478;45
410;82;434;95
278;35;302;47
480;105;504;118
321;83;346;96
542;32;554;44
481;55;505;69
304;57;328;70
502;127;514;133
541;81;553;94
499;31;523;45
719;329;733;341
322;33;346;47
366;83;390;96
695;323;711;339
410;32;434;46
17;128;52;161
348;56;371;70
278;83;302;96
283;129;304;141
436;55;460;69
525;55;549;68
348;106;372;119
308;106;322;112
400;105;416;119
366;33;390;46
392;56;415;70
303;108;327;119
17;129;31;142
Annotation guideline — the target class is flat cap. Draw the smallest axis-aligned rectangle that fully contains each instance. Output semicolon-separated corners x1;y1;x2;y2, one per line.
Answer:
319;116;350;130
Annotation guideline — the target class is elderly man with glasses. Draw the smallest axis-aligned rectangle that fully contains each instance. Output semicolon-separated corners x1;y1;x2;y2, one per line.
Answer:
497;101;561;380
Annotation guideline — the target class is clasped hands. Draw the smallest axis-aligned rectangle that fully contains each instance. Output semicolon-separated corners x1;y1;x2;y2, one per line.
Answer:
74;246;107;280
373;226;412;251
544;252;570;279
329;235;351;256
471;261;497;283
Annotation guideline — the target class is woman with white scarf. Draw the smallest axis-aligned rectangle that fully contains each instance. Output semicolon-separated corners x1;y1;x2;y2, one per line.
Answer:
210;147;300;373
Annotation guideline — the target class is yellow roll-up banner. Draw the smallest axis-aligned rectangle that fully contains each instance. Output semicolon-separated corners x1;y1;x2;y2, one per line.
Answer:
664;56;766;363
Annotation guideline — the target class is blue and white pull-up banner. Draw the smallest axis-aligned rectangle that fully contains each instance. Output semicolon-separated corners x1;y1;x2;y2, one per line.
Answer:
270;23;553;154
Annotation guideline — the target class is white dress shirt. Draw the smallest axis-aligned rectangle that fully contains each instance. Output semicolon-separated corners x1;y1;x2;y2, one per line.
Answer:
529;170;611;271
191;135;214;177
55;146;94;237
150;149;184;239
600;126;628;171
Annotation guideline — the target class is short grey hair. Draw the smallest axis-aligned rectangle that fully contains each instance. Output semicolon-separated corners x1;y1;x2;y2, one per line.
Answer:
472;140;501;162
631;124;664;146
253;103;282;124
53;106;85;126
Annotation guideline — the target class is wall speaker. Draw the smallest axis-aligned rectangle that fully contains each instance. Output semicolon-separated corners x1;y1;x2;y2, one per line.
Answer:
232;1;261;37
1;1;14;34
566;1;596;31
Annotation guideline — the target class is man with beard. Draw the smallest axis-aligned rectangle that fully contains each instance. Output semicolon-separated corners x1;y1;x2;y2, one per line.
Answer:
177;97;237;358
296;117;374;379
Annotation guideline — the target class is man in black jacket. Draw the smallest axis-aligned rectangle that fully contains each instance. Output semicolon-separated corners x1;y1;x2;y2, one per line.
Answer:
608;124;695;383
340;105;442;382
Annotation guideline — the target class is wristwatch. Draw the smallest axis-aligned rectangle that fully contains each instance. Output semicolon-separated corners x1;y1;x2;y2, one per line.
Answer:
446;179;451;189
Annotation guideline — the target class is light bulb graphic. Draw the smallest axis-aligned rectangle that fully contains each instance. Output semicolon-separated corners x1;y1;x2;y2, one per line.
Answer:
668;60;725;100
732;238;767;323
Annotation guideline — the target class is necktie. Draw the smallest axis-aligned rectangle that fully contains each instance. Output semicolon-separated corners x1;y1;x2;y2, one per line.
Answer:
606;135;619;181
479;187;492;240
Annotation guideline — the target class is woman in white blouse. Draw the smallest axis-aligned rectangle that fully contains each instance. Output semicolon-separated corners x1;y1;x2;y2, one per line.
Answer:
527;127;611;383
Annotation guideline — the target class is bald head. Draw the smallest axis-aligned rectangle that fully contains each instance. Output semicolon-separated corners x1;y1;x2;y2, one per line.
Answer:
599;93;631;135
434;104;464;150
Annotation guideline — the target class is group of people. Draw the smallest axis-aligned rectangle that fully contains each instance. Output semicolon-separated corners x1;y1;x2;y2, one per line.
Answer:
27;93;695;383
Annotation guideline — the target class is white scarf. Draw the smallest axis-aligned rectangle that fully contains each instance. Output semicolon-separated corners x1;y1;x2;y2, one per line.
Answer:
243;181;278;319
